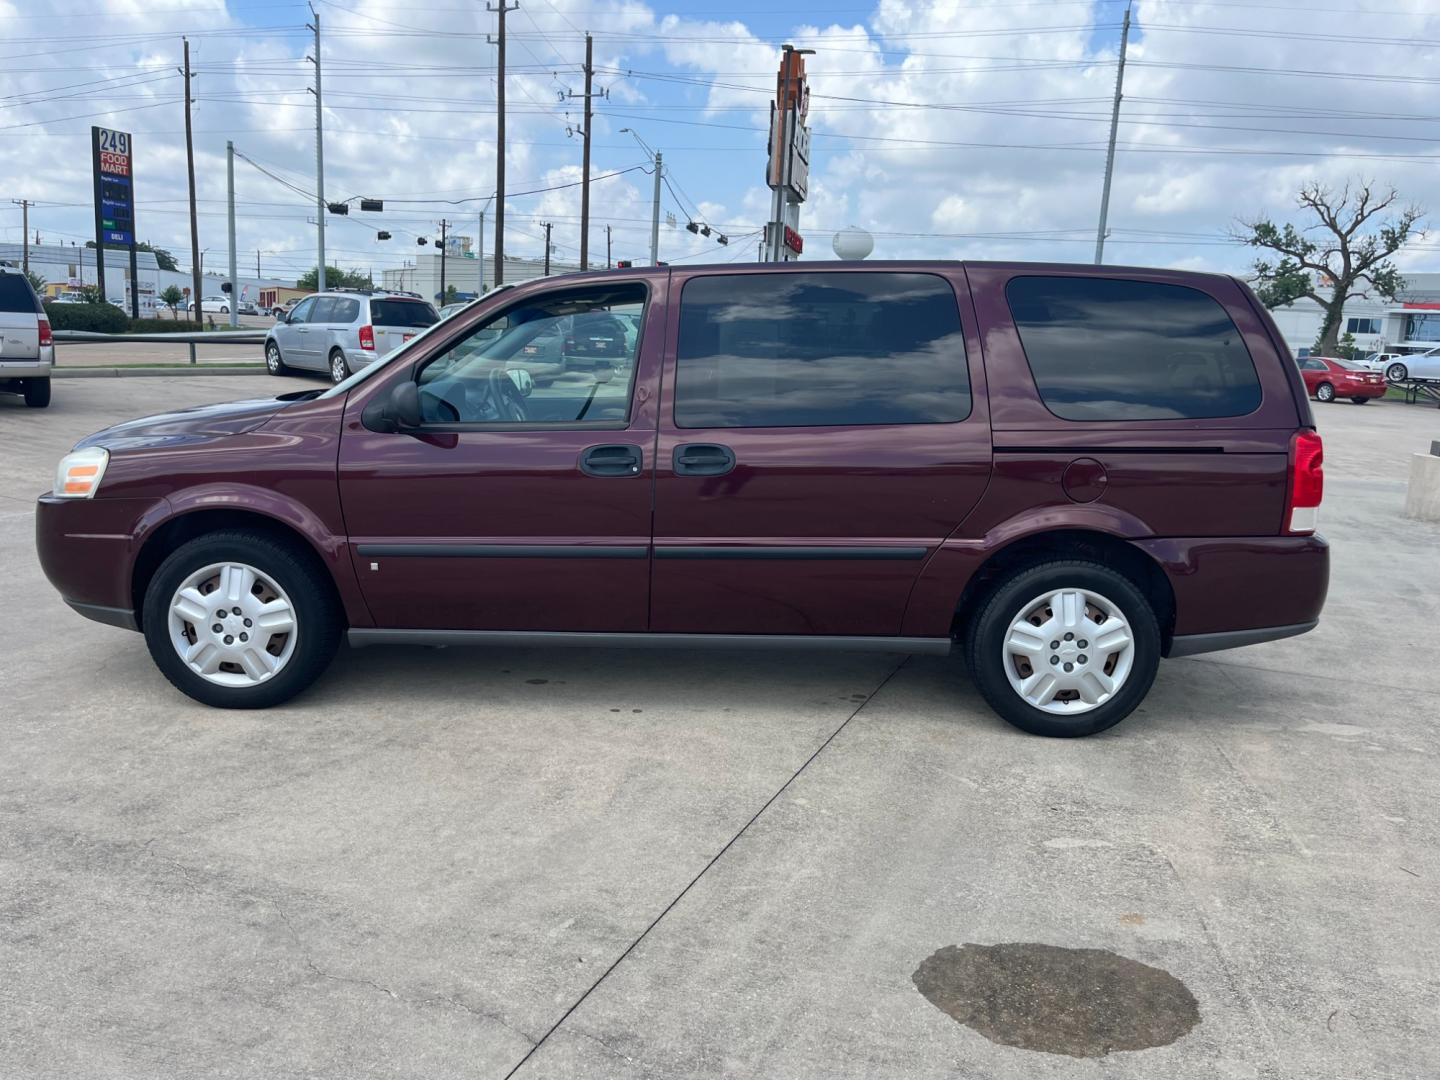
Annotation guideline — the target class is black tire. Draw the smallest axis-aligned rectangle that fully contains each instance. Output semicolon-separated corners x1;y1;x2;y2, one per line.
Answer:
1387;362;1409;382
23;377;51;408
265;340;287;375
964;560;1160;738
221;306;229;315
329;349;350;384
142;531;342;709
1315;382;1335;402
1351;396;1371;405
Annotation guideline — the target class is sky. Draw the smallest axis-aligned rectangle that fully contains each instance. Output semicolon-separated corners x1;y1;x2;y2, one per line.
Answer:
2;0;1440;284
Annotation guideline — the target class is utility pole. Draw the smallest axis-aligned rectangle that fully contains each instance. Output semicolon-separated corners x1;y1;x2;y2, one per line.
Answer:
12;200;29;272
226;141;238;327
256;249;261;278
650;152;662;266
307;5;326;292
1094;0;1131;265
438;219;448;301
478;207;485;293
606;224;612;268
542;222;552;276
183;37;202;319
487;0;518;285
574;33;594;270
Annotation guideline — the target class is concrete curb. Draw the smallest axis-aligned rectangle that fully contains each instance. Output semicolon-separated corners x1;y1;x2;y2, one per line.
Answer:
55;367;269;379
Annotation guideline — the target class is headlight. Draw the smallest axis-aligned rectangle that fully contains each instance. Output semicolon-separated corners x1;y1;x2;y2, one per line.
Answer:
53;446;109;499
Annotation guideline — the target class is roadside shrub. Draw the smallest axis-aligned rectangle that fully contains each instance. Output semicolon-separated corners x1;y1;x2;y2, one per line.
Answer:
42;302;129;333
128;318;206;334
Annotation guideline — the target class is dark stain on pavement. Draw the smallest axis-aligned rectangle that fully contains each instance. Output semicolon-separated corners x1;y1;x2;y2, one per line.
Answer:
912;942;1199;1057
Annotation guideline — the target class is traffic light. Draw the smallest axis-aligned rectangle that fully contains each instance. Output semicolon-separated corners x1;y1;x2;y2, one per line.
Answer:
326;202;349;215
359;199;383;212
376;231;392;240
220;282;232;293
615;260;632;268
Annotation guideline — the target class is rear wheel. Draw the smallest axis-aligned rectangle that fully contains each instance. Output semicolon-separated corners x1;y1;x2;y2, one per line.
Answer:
265;341;287;375
329;349;350;384
142;531;341;709
965;560;1160;737
1387;362;1409;382
23;377;51;408
1315;382;1336;402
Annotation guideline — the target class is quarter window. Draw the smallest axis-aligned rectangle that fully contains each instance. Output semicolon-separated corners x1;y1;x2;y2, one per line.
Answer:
673;272;970;428
414;283;645;425
1005;276;1263;421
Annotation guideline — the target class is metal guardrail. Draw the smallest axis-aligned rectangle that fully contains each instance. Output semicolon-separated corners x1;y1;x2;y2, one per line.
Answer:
53;329;266;364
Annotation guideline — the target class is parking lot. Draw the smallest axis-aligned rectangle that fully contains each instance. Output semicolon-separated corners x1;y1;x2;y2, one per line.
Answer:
1;376;1437;1079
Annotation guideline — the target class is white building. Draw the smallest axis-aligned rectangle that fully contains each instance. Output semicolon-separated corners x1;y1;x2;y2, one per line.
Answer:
382;250;582;303
1267;272;1440;356
0;242;290;315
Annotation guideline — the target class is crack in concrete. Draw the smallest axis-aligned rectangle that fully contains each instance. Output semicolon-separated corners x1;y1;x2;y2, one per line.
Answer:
268;899;537;1045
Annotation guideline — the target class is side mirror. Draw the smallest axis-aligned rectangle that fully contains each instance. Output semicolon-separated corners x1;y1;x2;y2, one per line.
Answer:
361;380;423;433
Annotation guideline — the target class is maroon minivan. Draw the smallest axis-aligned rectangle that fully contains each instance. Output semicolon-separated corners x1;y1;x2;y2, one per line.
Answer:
36;262;1328;736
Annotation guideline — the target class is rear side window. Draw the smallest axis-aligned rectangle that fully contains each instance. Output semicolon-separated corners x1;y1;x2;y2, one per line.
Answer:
328;298;359;323
371;299;438;328
674;271;970;428
1006;276;1262;421
0;274;41;314
309;297;339;323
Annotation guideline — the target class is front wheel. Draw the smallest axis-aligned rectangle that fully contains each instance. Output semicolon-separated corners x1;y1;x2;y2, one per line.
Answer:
1315;382;1336;402
965;560;1160;737
142;531;341;708
221;306;229;315
1387;362;1409;382
329;349;350;384
265;341;287;375
23;377;51;408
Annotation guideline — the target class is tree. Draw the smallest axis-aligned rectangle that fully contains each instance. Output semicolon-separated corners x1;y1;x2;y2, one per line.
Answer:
1236;180;1425;356
24;269;46;294
83;240;178;271
159;285;185;319
76;284;106;305
297;265;373;291
441;284;461;305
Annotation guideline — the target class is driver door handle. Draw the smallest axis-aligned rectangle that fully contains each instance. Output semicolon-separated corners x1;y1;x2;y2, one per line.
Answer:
580;443;643;478
673;443;736;477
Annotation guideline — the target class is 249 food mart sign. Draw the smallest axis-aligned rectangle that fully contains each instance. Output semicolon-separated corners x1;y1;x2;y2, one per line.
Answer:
91;126;135;247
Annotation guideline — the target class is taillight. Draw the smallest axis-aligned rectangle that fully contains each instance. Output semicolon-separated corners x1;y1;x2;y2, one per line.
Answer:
38;317;52;347
1285;429;1324;534
358;324;375;350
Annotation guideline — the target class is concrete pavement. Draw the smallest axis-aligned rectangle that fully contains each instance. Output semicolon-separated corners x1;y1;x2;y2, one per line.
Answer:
1;378;1436;1079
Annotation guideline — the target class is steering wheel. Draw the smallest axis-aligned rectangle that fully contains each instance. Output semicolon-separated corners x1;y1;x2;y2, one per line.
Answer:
488;368;529;422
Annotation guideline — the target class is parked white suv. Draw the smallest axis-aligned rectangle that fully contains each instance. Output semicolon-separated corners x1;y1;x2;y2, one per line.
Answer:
0;265;54;408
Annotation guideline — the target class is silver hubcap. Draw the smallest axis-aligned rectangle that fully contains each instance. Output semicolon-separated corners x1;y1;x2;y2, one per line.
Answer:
168;562;297;687
331;354;346;381
1318;384;1333;400
1003;588;1135;715
267;345;279;371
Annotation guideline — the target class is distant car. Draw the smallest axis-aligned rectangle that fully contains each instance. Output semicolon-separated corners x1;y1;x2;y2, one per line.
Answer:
1298;356;1386;404
1355;350;1403;373
438;303;470;319
562;309;632;370
271;298;302;319
265;290;440;382
0;265;53;408
188;295;231;315
239;300;259;316
1382;346;1440;383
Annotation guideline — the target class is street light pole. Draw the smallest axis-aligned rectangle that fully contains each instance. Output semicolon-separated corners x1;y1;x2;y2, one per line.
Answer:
226;140;238;327
307;6;326;292
622;129;663;267
1094;0;1132;265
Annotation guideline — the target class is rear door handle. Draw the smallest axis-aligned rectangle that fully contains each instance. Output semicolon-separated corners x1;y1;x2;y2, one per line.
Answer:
580;443;643;477
673;443;736;477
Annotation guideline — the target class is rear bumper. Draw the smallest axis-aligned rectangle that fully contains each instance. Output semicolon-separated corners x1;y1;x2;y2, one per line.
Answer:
0;349;54;379
1136;534;1330;657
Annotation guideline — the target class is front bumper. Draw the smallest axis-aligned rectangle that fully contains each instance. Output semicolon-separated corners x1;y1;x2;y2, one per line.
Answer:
36;493;167;631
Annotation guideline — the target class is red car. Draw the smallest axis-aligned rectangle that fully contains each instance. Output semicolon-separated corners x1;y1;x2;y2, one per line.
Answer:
1299;356;1386;404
